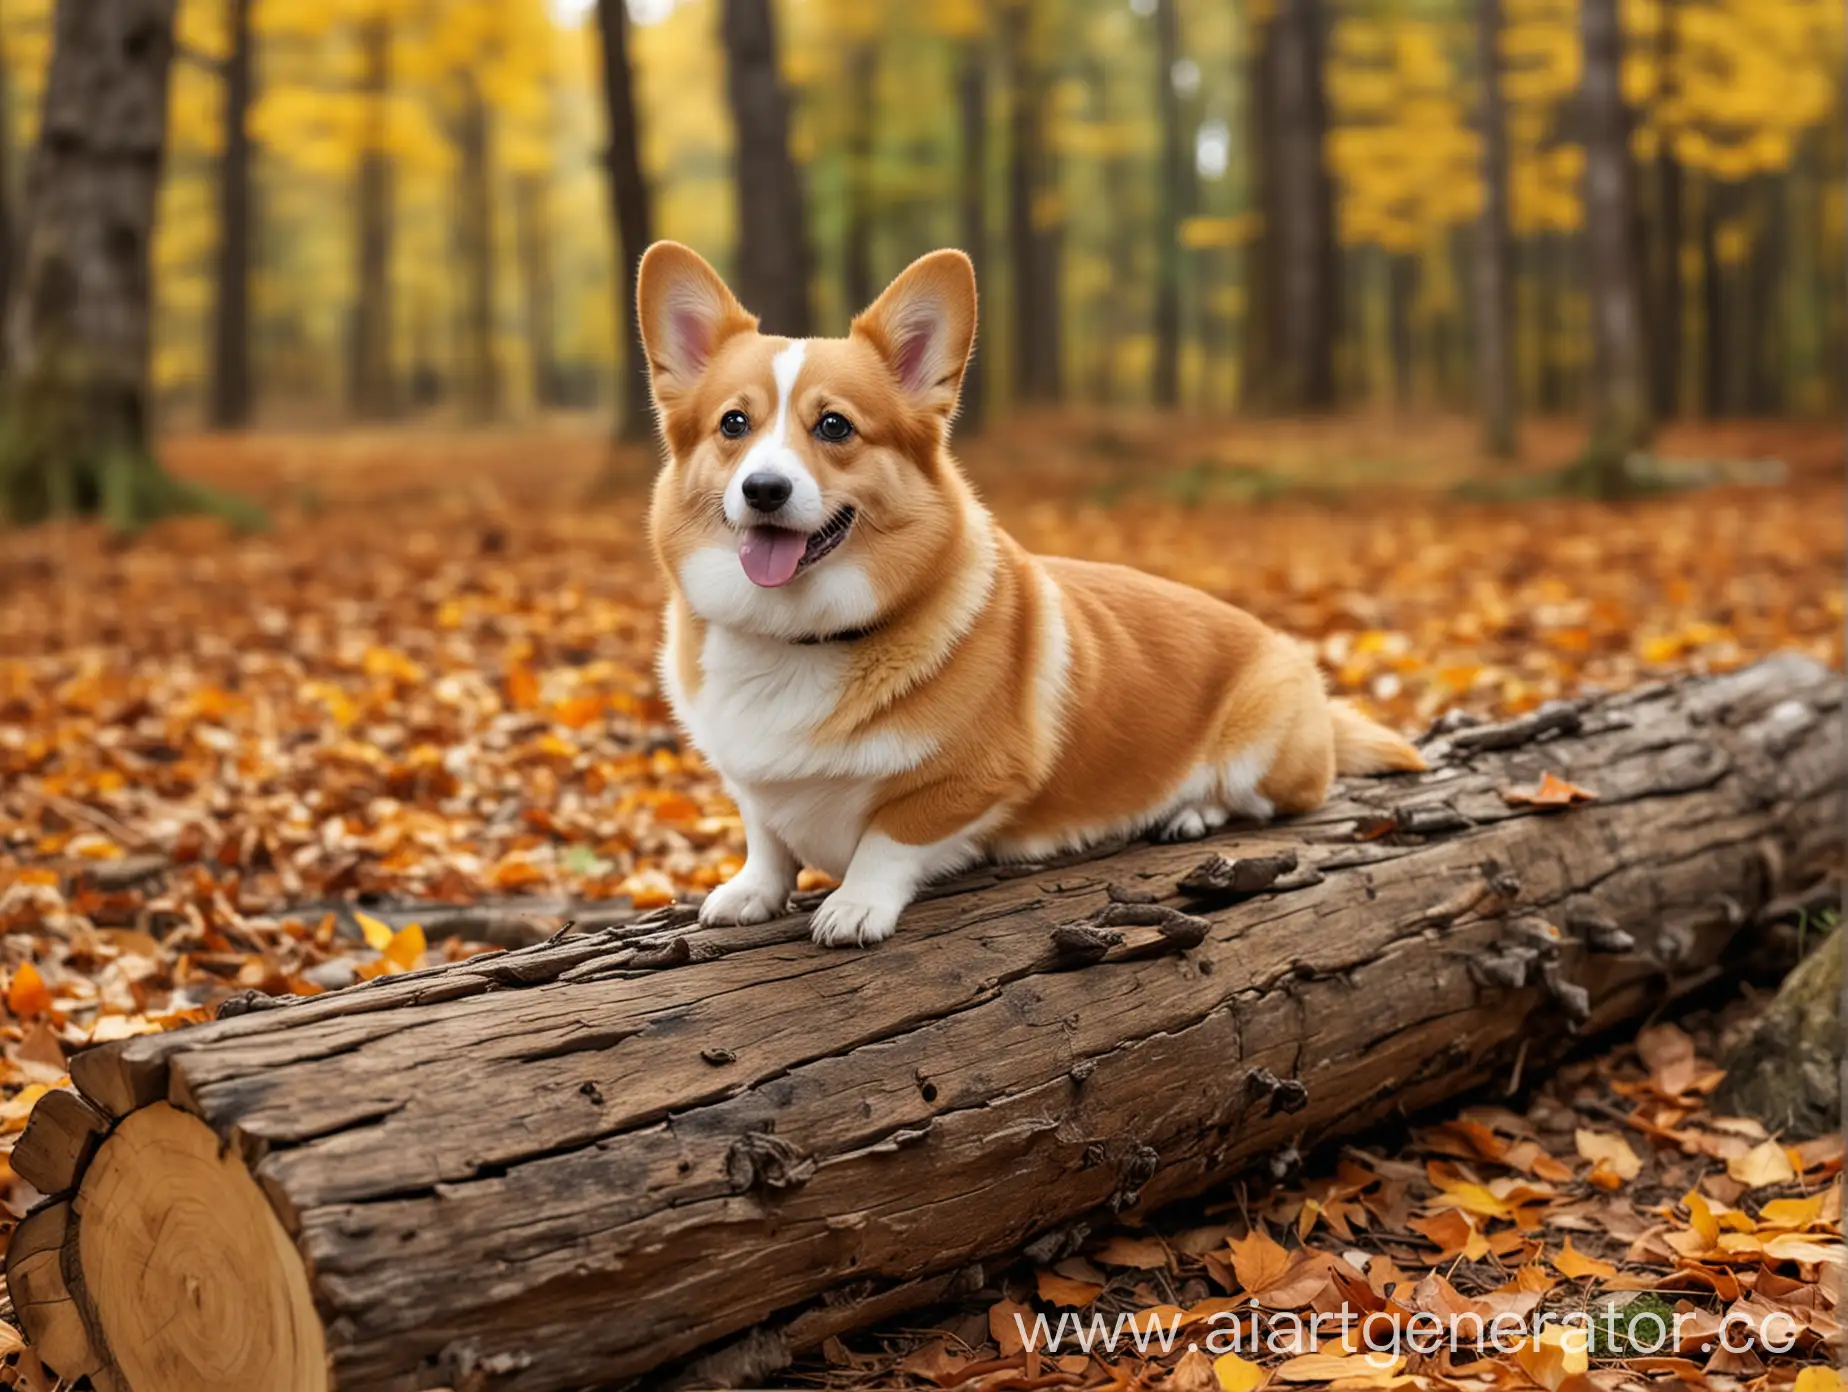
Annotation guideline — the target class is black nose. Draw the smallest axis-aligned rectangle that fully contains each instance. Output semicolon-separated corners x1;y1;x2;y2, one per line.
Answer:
741;472;792;512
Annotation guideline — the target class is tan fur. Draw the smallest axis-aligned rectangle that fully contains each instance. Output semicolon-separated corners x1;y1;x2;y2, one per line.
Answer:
638;242;1424;942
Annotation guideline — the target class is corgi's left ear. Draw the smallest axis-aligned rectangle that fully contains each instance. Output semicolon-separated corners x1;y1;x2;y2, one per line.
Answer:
851;250;977;418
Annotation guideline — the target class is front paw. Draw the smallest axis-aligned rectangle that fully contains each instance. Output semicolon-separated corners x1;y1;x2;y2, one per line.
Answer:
809;891;902;948
699;872;793;927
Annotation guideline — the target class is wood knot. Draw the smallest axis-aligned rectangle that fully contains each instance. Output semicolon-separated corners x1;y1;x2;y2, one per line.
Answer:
1050;923;1122;964
215;989;297;1019
1110;1144;1159;1212
725;1130;817;1194
1178;850;1307;899
1244;1067;1310;1116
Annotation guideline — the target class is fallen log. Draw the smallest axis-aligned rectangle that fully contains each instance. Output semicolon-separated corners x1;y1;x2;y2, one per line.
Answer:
7;656;1839;1392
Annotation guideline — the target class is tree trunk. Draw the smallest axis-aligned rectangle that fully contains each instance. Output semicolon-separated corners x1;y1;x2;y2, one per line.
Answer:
955;37;988;433
1002;0;1061;403
515;173;561;412
1473;0;1517;458
720;0;812;338
0;25;14;382
1745;175;1783;416
842;41;878;317
1267;0;1338;412
10;657;1837;1392
1648;0;1682;420
0;0;252;528
1699;175;1725;418
1150;0;1184;410
455;77;499;422
594;0;655;444
1388;251;1415;411
348;17;395;421
1577;0;1651;489
1241;8;1277;411
207;0;254;429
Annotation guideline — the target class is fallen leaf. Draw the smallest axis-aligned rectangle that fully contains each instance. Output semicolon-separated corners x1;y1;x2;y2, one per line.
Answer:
355;910;395;953
6;962;52;1018
1575;1129;1642;1182
1035;1270;1104;1307
989;1298;1032;1356
1553;1236;1618;1281
1514;1326;1589;1390
1093;1234;1171;1269
1276;1352;1404;1383
1727;1139;1797;1189
1502;772;1597;807
1215;1351;1267;1392
1229;1229;1294;1297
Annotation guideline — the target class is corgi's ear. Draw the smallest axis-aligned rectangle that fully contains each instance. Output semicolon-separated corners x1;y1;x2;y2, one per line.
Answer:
636;242;757;410
851;250;977;418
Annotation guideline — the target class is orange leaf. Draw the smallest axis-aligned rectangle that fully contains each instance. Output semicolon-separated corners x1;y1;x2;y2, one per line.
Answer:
1228;1229;1293;1297
1503;771;1598;807
1035;1270;1104;1307
384;922;426;971
7;962;53;1018
1552;1236;1617;1281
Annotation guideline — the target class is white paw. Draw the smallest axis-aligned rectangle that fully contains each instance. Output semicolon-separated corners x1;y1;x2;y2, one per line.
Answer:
1157;805;1228;843
809;891;902;948
699;872;792;927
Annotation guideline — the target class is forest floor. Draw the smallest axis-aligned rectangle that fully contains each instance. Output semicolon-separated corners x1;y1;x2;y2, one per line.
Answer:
0;415;1839;1387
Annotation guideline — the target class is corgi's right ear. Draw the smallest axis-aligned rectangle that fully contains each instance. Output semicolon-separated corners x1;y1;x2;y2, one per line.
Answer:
636;242;757;412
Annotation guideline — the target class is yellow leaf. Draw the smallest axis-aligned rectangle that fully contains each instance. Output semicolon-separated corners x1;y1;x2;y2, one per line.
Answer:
384;922;426;971
355;910;395;953
1277;1352;1404;1383
1217;1352;1269;1392
1515;1326;1588;1391
1794;1368;1842;1392
1575;1128;1642;1182
1685;1190;1721;1249
1727;1139;1797;1189
1757;1195;1826;1231
1431;1178;1511;1218
1552;1236;1618;1281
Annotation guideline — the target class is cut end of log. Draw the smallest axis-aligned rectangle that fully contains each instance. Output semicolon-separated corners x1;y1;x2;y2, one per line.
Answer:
25;1103;326;1392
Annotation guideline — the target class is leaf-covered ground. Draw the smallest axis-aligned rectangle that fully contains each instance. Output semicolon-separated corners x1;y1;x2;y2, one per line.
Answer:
798;1001;1843;1392
0;419;1839;1383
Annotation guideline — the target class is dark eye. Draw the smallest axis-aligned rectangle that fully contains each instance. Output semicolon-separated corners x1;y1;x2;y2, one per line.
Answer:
719;410;750;439
815;412;854;443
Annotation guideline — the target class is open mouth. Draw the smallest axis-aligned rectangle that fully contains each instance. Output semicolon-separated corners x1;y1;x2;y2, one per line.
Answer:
738;506;856;589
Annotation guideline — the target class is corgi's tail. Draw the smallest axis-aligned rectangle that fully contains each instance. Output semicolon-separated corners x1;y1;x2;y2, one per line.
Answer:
1330;700;1427;776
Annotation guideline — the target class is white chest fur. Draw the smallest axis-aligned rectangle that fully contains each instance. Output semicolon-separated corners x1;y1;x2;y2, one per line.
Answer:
660;614;936;877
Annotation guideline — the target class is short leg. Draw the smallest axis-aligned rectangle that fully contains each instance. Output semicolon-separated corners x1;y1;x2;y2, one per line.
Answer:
700;795;799;927
810;828;984;948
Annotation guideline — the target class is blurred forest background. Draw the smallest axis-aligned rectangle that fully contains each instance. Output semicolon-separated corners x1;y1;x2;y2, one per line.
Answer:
0;0;1840;477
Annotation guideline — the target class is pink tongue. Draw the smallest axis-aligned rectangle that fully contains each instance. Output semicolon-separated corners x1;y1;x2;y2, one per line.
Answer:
739;526;808;588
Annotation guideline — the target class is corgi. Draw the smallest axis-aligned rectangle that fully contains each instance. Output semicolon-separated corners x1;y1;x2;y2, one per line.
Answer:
639;242;1425;948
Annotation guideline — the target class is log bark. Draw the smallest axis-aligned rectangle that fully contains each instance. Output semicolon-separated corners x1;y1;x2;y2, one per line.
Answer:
8;657;1839;1392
